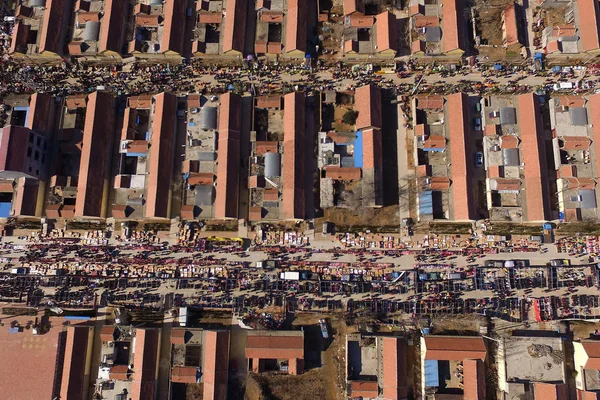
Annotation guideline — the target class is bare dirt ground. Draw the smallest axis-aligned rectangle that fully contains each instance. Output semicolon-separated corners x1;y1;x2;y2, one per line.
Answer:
570;321;600;341
324;206;400;232
244;315;348;400
186;383;204;400
245;369;328;400
431;315;484;335
478;9;504;46
544;6;568;27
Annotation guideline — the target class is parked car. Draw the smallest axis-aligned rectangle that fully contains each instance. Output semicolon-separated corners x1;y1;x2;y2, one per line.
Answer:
475;152;484;168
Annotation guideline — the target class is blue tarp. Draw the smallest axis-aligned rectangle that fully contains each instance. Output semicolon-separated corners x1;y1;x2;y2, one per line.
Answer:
65;316;91;320
424;360;440;387
353;131;363;168
126;153;146;157
0;202;11;218
7;327;19;334
419;191;433;215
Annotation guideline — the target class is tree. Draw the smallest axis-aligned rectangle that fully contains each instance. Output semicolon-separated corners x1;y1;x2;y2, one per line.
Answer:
342;110;358;126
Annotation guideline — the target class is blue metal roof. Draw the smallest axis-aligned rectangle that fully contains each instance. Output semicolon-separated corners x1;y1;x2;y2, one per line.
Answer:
0;202;11;218
353;131;363;168
419;191;433;215
424;359;440;387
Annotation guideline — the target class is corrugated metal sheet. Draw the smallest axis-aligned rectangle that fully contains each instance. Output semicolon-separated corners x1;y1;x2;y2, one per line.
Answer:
264;152;281;177
83;21;101;41
199;107;217;130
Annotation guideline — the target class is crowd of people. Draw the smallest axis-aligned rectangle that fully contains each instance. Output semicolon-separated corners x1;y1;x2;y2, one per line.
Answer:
0;55;596;102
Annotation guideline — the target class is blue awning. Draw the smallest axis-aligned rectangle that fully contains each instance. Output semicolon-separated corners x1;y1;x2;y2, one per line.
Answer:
419;191;433;215
424;360;440;387
353;131;363;168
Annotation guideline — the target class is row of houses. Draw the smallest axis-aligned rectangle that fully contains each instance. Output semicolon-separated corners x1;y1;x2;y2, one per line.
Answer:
407;0;600;59
9;0;310;61
413;92;600;223
8;0;406;63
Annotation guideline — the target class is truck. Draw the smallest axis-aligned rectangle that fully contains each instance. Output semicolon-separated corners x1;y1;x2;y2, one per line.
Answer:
179;306;188;327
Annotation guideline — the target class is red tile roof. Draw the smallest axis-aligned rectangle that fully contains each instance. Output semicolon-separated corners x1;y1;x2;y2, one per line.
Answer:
560;165;576;178
582;340;600;369
350;381;378;398
424;336;487;360
502;4;519;47
493;178;521;191
39;0;68;55
534;382;568;400
255;141;279;155
447;93;474;221
249;206;263;220
382;337;408;400
264;188;279;201
246;333;304;359
172;366;199;384
463;358;485;400
188;173;215;186
9;21;30;54
362;128;383;170
429;176;452;190
577;0;600;52
161;0;187;55
324;166;362;181
551;25;577;37
518;93;550;221
60;325;92;400
214;93;242;219
203;331;230;400
415;95;444;109
75;92;114;218
442;0;465;54
282;92;306;220
546;40;560;53
345;39;359;53
100;325;116;342
131;329;160;400
355;84;382;130
285;0;307;54
14;177;38;216
112;204;128;219
257;95;282;109
77;11;100;23
98;0;128;54
415;15;439;28
555;95;586;108
28;93;54;135
170;329;186;345
500;135;519;149
349;15;375;27
344;0;365;16
223;0;247;54
423;135;446;149
562;136;591;150
0;180;13;193
136;14;159;27
261;11;284;22
583;391;600;400
198;11;223;24
485;124;498;136
145;93;177;219
589;94;600;183
109;365;129;381
376;11;398;53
